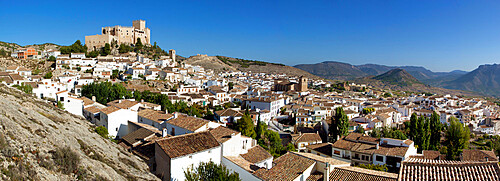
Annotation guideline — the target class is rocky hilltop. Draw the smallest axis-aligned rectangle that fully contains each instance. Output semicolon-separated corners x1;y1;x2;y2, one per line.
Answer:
373;69;421;86
183;55;321;79
0;84;159;180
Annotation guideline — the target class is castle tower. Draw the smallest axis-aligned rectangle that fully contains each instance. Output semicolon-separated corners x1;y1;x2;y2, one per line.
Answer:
298;76;308;92
169;49;176;62
133;20;146;30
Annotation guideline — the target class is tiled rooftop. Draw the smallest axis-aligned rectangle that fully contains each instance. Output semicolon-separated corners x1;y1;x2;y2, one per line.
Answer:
399;158;500;181
155;131;220;159
330;166;398;181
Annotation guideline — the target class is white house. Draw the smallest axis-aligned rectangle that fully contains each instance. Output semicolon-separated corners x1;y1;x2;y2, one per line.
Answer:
245;97;285;118
155;131;222;181
98;106;138;138
164;113;221;136
70;53;86;59
55;90;84;117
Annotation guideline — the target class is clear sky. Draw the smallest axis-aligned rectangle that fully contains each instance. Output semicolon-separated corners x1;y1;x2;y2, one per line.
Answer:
1;0;499;72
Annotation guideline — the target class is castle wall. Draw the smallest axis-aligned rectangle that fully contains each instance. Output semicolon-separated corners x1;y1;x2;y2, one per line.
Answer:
85;21;151;51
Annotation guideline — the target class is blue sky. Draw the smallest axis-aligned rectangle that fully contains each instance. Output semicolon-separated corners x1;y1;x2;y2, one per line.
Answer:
1;0;500;72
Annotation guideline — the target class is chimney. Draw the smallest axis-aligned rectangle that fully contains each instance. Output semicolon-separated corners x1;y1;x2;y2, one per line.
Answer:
323;162;330;181
162;128;168;137
174;112;178;119
92;96;96;102
141;99;144;103
376;143;379;150
486;157;489;161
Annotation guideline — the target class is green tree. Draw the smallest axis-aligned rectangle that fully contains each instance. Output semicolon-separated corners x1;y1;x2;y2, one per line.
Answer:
408;113;431;152
255;114;265;141
57;101;64;109
356;164;388;172
86;50;99;58
76;66;81;71
416;116;431;152
429;112;443;150
444;117;470;160
60;40;87;54
330;107;349;142
111;70;119;79
135;38;143;52
184;161;240;181
228;82;234;90
382;92;392;98
33;68;41;75
43;72;53;79
101;43;111;56
119;44;131;53
48;56;56;61
235;114;256;138
354;126;365;134
362;108;375;114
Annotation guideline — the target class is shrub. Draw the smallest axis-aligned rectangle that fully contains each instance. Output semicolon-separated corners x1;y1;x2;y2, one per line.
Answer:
51;146;80;174
95;126;109;138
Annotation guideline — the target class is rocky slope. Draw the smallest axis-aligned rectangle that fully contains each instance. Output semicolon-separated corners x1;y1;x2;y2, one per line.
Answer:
183;55;321;79
443;64;500;97
354;69;483;97
373;69;421;86
0;84;159;180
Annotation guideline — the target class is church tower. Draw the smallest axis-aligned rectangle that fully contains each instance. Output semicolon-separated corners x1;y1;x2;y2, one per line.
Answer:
298;76;308;92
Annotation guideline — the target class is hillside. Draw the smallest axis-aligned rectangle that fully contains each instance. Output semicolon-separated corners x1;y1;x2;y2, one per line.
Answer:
295;61;467;83
0;85;159;180
373;69;421;86
354;69;482;97
294;61;367;80
443;64;500;97
183;55;321;79
0;41;60;52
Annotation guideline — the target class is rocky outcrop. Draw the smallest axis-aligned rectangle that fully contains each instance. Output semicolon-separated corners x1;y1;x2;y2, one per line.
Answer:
0;84;159;180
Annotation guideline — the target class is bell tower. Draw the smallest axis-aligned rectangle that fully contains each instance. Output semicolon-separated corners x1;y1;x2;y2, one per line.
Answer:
298;76;308;92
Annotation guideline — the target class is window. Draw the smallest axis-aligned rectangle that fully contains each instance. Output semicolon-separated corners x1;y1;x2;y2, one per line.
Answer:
189;156;192;159
116;128;118;131
334;150;341;155
376;155;384;162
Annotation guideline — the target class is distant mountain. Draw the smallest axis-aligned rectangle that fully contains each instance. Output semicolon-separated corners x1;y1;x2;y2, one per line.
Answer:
294;61;367;80
356;64;393;75
373;69;421;86
443;64;500;97
294;61;468;84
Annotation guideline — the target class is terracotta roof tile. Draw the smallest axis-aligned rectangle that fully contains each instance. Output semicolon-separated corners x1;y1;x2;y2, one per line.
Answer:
107;99;139;109
84;106;101;114
294;133;322;143
241;145;272;164
138;109;173;123
253;152;315;181
209;126;239;143
306;143;333;156
330;166;398;181
122;128;156;146
155;131;220;158
100;106;120;115
399;158;500;181
462;149;498;162
166;113;209;132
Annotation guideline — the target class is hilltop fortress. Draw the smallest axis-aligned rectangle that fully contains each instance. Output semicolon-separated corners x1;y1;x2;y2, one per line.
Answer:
85;20;151;51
